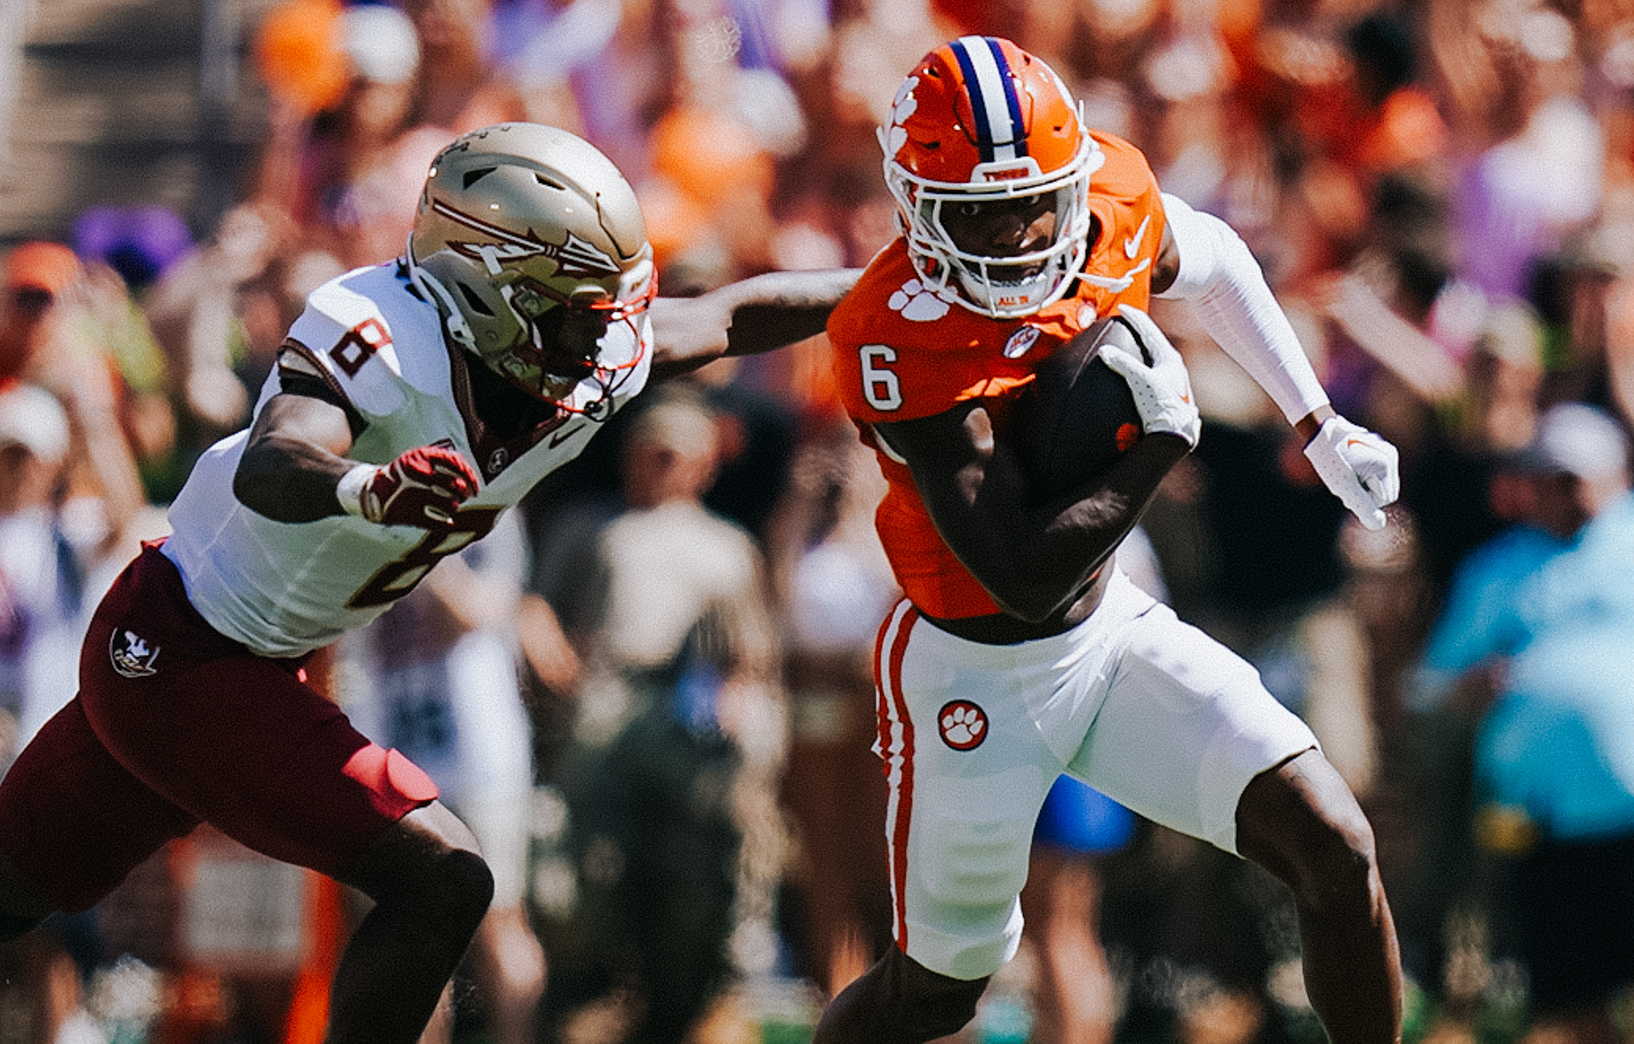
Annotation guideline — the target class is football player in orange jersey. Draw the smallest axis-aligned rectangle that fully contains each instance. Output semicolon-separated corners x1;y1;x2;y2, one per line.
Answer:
815;37;1403;1044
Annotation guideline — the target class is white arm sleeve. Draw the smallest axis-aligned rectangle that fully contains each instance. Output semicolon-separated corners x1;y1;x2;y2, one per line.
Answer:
1156;192;1330;425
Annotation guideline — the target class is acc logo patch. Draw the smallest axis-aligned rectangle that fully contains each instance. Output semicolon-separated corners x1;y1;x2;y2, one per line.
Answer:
1003;326;1040;359
110;629;160;678
937;700;989;751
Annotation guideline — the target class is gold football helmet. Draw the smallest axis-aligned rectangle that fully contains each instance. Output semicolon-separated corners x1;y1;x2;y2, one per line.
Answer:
408;122;656;402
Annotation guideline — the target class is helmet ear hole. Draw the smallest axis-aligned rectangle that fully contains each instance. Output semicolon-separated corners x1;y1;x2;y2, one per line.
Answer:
463;167;497;189
458;283;495;316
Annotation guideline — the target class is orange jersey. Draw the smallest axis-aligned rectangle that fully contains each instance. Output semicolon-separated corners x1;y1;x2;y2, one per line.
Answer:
828;131;1167;619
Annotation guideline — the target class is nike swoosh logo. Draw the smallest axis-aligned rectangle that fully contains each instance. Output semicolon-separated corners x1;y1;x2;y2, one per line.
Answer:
549;425;582;448
1346;438;1366;448
1125;216;1150;259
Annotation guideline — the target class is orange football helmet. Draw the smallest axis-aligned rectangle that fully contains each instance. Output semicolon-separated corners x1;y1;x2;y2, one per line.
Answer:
881;37;1102;318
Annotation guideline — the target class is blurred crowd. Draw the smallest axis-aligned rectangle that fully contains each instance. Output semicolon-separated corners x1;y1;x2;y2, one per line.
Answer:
2;0;1634;1042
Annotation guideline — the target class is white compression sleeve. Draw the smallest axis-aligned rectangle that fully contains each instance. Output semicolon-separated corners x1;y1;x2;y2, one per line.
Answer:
1156;193;1330;425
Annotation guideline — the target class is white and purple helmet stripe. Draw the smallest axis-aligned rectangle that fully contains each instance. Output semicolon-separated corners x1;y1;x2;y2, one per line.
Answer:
949;36;1028;166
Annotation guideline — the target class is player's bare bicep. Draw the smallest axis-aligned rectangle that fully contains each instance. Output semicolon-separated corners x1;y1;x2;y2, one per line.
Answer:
246;393;358;460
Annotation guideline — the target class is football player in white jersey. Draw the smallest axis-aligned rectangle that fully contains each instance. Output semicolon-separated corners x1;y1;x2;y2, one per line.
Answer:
0;122;859;1044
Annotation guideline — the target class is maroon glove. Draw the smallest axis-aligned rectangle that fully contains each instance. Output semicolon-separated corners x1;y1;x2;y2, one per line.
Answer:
339;445;480;527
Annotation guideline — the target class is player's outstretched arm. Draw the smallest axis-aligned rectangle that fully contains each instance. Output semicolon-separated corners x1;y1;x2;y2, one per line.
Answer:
1154;194;1400;529
234;392;480;527
647;268;862;381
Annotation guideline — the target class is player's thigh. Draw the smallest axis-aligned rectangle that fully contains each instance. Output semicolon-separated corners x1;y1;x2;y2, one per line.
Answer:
0;696;198;914
1072;602;1316;855
880;607;1059;980
80;645;438;879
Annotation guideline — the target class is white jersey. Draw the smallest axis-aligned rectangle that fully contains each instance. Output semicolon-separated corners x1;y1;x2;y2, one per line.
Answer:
163;261;651;657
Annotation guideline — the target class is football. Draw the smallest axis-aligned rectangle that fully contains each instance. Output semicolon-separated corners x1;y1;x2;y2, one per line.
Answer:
1009;314;1148;502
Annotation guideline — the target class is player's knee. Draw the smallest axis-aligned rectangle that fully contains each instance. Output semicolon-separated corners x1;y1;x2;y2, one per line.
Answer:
1238;754;1380;916
416;848;495;937
1293;807;1379;917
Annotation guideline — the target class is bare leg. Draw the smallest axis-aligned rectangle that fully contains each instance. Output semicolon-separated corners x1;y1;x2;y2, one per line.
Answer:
418;989;455;1044
1021;847;1115;1044
469;903;546;1044
1235;749;1403;1044
328;802;494;1044
811;945;989;1044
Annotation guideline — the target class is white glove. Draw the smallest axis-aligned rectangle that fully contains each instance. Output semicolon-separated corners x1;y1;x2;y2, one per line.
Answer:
1302;415;1400;530
1100;304;1202;448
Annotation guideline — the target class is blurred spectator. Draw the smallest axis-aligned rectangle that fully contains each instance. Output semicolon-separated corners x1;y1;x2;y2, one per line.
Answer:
1411;403;1630;716
341;512;546;1044
139;200;300;456
287;2;427;269
1450;4;1603;304
251;0;351;123
1407;402;1634;1034
765;422;897;999
544;386;785;1043
1;242;80;384
0;381;109;1044
0;382;80;769
1406;299;1547;593
399;0;527;133
72;207;193;299
489;0;618;134
1469;404;1634;1044
0;242;155;564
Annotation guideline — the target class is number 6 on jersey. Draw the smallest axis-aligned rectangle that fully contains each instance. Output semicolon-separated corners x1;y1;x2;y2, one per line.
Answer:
861;344;903;411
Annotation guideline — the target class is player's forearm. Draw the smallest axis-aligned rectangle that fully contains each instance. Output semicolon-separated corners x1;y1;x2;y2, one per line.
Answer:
1006;432;1190;618
648;268;862;380
948;432;1188;622
233;391;361;523
1157;194;1330;426
718;268;864;356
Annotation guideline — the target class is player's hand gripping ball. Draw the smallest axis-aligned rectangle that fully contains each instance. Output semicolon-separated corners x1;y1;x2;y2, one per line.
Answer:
343;445;481;527
1010;314;1150;502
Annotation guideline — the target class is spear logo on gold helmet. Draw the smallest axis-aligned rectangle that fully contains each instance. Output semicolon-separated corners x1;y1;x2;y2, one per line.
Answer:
407;122;655;404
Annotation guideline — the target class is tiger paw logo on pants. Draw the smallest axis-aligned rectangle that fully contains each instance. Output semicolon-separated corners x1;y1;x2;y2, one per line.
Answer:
938;700;988;750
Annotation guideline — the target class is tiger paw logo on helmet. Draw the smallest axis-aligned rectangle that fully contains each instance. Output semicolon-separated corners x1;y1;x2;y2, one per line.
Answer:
938;700;989;751
883;75;919;158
